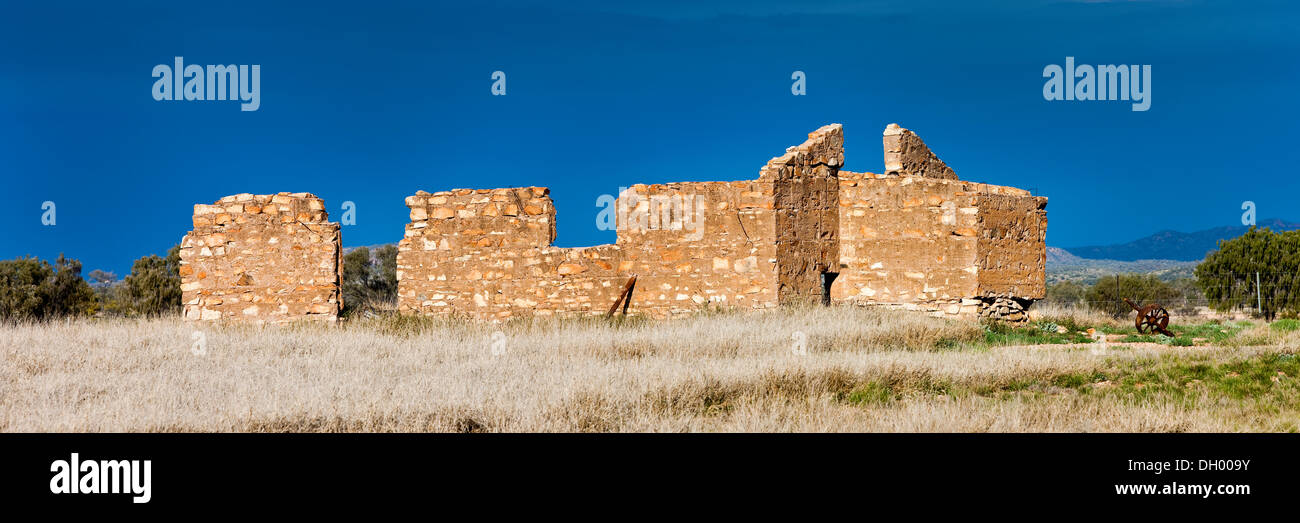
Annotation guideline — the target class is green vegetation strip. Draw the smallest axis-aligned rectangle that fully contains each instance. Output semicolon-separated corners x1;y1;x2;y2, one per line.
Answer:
834;351;1300;430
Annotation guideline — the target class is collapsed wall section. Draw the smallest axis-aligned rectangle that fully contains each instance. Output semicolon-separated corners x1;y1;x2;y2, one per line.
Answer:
831;123;1047;319
393;187;619;319
395;124;845;320
395;182;784;320
180;192;342;323
883;123;957;180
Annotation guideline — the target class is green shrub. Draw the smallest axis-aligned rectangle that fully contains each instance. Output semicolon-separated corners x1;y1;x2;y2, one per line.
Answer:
0;254;98;322
1086;273;1180;318
1044;281;1086;307
120;245;182;316
342;245;398;315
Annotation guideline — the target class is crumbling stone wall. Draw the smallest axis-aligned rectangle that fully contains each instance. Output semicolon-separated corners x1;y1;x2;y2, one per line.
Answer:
833;172;982;315
180;192;342;323
832;125;1047;320
396;124;845;320
764;125;842;305
394;186;631;319
188;123;1042;324
612;180;781;315
973;193;1048;321
883;123;957;180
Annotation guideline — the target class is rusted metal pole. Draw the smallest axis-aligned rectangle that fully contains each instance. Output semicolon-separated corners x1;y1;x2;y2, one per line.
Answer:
606;274;638;318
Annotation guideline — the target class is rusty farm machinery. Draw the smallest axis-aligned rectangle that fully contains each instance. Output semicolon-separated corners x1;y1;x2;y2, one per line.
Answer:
1123;298;1174;337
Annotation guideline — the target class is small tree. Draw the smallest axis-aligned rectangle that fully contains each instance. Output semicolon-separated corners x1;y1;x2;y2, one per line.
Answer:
0;254;97;322
45;254;98;319
1044;281;1087;307
121;245;182;316
1195;227;1300;322
1085;273;1180;318
0;257;52;321
342;245;399;314
86;269;116;285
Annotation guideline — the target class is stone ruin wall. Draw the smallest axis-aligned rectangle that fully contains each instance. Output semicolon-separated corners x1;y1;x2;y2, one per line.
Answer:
393;183;782;320
612;180;782;316
765;125;842;305
831;125;1047;320
972;192;1048;320
395;124;845;320
883;123;957;180
832;172;982;315
394;186;633;319
177;123;1045;324
179;192;342;323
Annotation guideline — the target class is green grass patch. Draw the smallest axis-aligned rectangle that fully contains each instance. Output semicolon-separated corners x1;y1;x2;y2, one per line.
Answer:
840;350;1300;416
1271;319;1300;332
1099;324;1131;334
1170;320;1245;343
1109;353;1300;404
841;381;898;405
981;321;1092;346
839;375;961;405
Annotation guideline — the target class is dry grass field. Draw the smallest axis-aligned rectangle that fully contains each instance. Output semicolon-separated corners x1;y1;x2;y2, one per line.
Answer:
3;305;1299;432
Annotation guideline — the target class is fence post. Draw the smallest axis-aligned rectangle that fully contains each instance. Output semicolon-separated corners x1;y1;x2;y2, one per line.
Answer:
1256;271;1263;319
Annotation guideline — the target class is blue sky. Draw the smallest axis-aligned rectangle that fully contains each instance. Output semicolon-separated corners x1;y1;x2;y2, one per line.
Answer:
2;0;1297;276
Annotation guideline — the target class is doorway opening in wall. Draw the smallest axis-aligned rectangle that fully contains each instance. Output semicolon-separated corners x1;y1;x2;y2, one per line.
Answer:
820;271;839;306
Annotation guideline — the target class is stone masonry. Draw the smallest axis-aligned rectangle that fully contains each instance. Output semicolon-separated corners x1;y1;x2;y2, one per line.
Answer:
395;124;843;319
395;122;1045;321
180;192;342;323
180;122;1045;324
834;125;1047;321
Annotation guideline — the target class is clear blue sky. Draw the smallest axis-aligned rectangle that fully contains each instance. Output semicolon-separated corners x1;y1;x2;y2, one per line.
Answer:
2;0;1297;276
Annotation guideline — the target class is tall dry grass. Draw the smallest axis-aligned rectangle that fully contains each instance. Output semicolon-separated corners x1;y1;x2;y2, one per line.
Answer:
2;305;1297;432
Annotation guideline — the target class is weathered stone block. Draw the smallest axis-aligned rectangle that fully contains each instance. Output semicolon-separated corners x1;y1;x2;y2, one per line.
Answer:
180;192;342;324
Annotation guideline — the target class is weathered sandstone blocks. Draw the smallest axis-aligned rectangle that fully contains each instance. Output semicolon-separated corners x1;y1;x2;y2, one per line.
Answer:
765;124;842;304
394;122;1042;322
403;187;555;250
833;174;979;309
883;123;957;180
396;124;846;320
974;194;1048;301
979;297;1033;322
831;124;1046;320
180;192;342;323
614;181;781;316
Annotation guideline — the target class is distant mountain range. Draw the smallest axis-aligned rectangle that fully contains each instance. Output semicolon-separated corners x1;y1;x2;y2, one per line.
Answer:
1045;247;1196;284
1047;218;1300;284
1062;218;1300;262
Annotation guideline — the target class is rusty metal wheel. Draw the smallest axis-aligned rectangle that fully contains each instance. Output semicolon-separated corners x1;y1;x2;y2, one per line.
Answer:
1136;307;1170;334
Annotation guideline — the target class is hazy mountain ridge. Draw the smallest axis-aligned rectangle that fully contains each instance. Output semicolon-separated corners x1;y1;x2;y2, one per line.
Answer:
1063;218;1300;262
1046;247;1197;284
1046;219;1299;284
